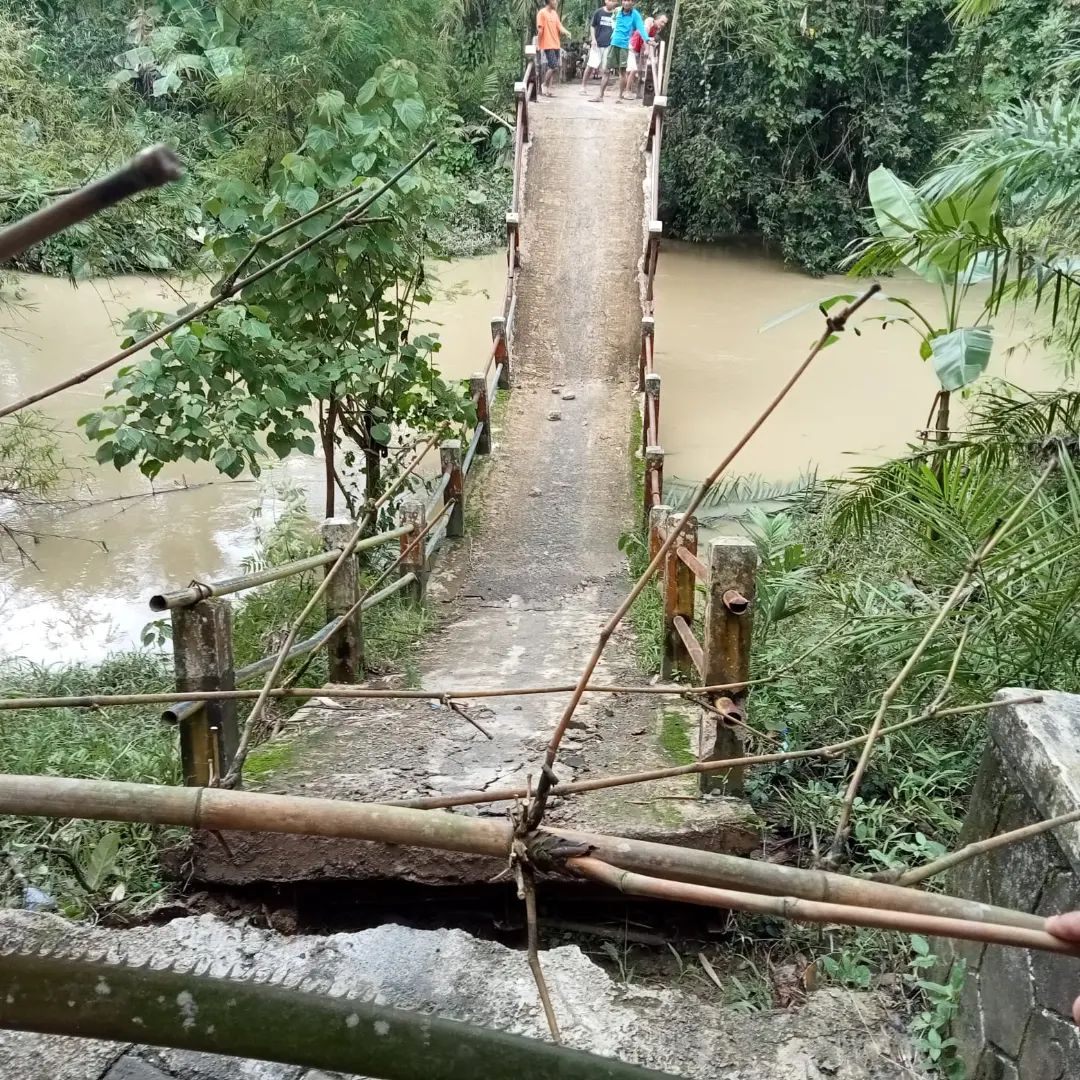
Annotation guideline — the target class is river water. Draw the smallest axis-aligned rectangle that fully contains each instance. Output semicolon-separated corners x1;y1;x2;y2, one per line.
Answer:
0;244;1060;662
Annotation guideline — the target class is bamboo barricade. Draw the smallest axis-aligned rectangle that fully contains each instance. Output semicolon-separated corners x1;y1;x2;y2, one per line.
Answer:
0;774;1072;952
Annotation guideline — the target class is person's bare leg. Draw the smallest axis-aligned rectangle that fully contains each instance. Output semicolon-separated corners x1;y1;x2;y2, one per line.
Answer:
596;66;610;101
581;64;593;92
616;68;627;101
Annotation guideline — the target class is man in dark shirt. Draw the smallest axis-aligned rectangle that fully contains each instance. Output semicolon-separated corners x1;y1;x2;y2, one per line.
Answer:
580;0;617;94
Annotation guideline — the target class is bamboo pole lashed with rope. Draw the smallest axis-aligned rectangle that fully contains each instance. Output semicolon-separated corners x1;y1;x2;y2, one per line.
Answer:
0;773;1062;943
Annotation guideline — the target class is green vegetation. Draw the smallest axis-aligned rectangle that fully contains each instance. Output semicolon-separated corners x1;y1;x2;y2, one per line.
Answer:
0;0;520;275
664;0;1080;273
0;488;434;918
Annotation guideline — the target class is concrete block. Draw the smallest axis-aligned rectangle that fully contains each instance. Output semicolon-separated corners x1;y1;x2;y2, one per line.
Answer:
975;1046;1020;1080
1017;1008;1072;1080
104;1059;173;1080
986;792;1054;913
979;944;1033;1057
991;690;1080;875
1033;870;1080;1018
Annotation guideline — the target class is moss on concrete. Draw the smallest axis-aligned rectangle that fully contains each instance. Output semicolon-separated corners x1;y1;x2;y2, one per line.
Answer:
242;740;296;787
660;710;695;765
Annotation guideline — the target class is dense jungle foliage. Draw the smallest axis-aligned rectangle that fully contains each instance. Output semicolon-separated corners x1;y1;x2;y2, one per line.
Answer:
664;0;1080;272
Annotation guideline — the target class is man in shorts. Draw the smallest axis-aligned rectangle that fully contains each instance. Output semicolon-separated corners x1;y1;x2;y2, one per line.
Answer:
536;0;570;98
581;0;617;94
595;0;647;103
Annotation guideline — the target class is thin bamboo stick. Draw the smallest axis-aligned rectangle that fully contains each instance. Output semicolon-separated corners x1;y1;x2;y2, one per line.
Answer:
826;460;1056;865
0;622;877;712
890;806;1080;888
0;146;182;262
568;858;1079;958
0;774;1046;931
525;286;881;831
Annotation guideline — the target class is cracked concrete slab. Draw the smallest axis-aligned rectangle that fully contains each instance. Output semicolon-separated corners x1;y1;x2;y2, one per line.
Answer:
0;911;922;1080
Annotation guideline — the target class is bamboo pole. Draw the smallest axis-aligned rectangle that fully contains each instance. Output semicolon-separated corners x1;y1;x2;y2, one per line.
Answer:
149;525;412;611
0;774;1046;931
0;146;182;262
568;858;1079;958
0;952;676;1080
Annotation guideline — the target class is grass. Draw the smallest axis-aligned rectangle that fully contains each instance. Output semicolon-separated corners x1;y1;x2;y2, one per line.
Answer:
0;499;438;919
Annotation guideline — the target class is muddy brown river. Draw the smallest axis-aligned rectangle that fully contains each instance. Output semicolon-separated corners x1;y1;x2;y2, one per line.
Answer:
0;244;1060;661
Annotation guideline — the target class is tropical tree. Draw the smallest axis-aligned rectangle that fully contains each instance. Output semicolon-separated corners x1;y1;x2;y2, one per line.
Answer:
80;60;474;518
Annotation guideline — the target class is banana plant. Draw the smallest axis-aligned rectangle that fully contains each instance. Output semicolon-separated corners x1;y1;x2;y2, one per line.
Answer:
762;165;1002;449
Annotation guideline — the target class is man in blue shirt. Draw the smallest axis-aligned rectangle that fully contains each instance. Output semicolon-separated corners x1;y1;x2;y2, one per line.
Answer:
594;0;647;103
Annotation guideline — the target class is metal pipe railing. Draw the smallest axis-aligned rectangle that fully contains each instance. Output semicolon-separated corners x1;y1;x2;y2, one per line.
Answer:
149;524;414;611
463;423;485;476
164;616;347;724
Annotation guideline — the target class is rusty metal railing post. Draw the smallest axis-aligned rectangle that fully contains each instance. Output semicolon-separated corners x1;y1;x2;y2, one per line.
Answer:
321;518;363;683
399;499;429;602
647;501;671;563
644;444;664;525
639;316;654;391
644;220;662;302
440;440;465;538
700;537;759;795
661;513;697;681
505;212;521;270
491;315;511;390
643;372;661;455
171;598;237;787
469;373;492;456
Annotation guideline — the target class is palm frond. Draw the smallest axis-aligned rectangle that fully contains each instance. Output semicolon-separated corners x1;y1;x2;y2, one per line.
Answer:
663;471;817;522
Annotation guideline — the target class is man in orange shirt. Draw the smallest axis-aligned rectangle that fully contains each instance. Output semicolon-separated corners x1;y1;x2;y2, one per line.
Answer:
536;0;569;97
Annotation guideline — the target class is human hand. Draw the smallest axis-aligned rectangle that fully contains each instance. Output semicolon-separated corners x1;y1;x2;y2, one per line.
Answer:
1045;912;1080;1024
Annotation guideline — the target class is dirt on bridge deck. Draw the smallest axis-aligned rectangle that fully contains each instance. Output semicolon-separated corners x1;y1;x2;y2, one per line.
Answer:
192;92;758;888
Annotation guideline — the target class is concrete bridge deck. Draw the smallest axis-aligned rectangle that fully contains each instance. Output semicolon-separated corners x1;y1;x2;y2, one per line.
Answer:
193;94;756;888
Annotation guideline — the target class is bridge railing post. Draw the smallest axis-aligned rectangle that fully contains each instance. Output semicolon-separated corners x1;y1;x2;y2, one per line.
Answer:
700;537;759;796
644;220;663;302
643;372;660;455
399;498;430;603
171;598;237;788
639;316;654;391
505;212;520;270
644;444;664;526
491;315;511;389
321;517;363;684
440;440;465;538
469;373;492;456
661;512;697;681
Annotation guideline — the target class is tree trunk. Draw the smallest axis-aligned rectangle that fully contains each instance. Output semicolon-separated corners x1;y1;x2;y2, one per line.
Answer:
321;398;338;519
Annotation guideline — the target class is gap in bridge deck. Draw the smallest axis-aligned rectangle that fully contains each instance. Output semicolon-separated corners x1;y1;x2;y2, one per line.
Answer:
190;93;758;889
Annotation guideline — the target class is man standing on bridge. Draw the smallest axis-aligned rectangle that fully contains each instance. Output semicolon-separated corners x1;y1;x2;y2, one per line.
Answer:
537;0;570;98
595;0;648;104
581;0;617;94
